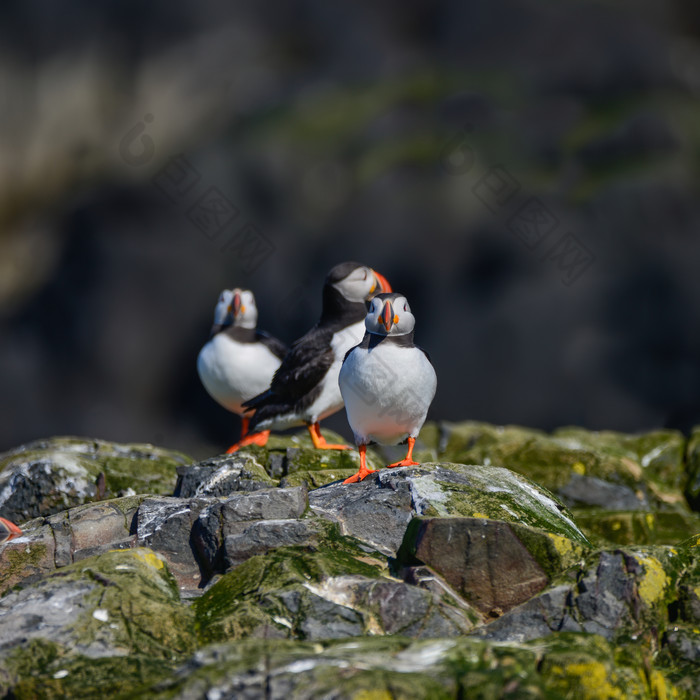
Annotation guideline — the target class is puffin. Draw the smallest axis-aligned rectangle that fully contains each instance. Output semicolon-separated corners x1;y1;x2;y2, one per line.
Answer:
197;288;288;449
231;262;392;452
338;292;437;483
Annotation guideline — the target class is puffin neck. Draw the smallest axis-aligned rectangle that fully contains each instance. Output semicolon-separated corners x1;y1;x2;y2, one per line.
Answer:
318;285;368;330
360;330;415;348
222;326;258;343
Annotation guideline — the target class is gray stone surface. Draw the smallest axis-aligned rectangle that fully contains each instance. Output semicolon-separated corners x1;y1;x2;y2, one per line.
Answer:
308;473;415;555
192;487;309;575
0;437;190;522
396;517;550;615
136;496;213;590
474;549;669;644
559;473;648;510
224;518;321;570
174;453;277;498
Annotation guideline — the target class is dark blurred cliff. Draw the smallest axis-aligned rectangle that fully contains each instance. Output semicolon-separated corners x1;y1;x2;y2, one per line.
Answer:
1;0;700;458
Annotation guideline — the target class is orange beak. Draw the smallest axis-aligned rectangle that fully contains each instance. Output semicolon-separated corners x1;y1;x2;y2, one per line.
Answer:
231;292;242;318
381;300;394;332
372;271;392;294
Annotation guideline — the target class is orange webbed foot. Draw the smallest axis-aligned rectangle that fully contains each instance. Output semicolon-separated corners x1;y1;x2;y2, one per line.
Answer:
342;444;377;484
307;423;351;451
0;516;22;543
386;437;419;469
386;459;420;468
343;467;378;484
225;430;270;454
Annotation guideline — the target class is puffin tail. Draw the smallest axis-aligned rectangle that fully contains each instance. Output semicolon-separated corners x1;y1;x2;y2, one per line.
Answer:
242;389;272;413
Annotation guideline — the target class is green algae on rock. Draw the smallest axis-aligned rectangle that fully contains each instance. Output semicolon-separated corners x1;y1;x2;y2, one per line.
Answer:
474;541;700;660
437;421;687;512
0;437;192;522
572;508;700;546
146;633;680;699
0;494;147;595
306;462;589;560
1;425;698;698
404;462;590;544
232;429;384;487
193;531;387;644
0;548;196;698
685;427;700;511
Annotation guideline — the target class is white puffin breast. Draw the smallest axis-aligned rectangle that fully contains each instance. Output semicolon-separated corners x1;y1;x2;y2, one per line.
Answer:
339;342;436;445
197;334;282;414
301;320;366;423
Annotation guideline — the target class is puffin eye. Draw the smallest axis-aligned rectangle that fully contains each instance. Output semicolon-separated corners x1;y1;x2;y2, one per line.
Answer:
403;303;408;311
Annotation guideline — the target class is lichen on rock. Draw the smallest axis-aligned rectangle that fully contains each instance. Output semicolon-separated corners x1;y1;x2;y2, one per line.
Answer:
0;437;191;522
0;426;697;698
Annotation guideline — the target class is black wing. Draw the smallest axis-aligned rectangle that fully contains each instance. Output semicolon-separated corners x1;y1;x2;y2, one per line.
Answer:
255;330;288;360
243;326;335;426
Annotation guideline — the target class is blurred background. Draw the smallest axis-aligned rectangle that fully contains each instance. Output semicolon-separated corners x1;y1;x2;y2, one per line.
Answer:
1;0;700;459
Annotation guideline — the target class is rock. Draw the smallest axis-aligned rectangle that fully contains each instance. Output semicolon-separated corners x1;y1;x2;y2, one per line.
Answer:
572;508;700;546
0;548;195;698
223;518;322;570
308;468;415;555
147;633;677;699
174;452;277;497
182;430;383;490
395;517;585;615
658;626;700;697
191;486;309;575
0;425;697;697
0;437;191;522
136;496;215;592
474;543;697;646
685;426;700;511
438;421;687;511
309;462;589;556
0;518;55;594
0;495;144;594
193;538;478;645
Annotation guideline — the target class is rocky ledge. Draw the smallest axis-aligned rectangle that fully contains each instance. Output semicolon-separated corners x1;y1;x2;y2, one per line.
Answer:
1;422;699;698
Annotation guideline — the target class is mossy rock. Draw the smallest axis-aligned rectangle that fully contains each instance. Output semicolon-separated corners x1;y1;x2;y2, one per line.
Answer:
573;508;700;546
0;437;192;522
396;516;586;614
0;494;148;595
0;549;196;698
146;633;682;699
476;540;699;655
685;426;700;511
4;640;176;700
655;623;700;698
404;462;590;545
280;468;359;488
438;421;687;512
536;633;679;700
234;428;384;483
194;525;387;644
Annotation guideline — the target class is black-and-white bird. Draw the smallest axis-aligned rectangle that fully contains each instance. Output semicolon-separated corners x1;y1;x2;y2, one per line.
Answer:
197;288;288;449
233;262;392;451
338;292;437;483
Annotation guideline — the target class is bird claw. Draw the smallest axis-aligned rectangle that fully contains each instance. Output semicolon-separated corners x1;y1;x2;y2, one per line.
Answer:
386;459;420;468
225;430;270;453
343;468;377;484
